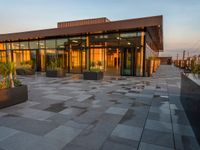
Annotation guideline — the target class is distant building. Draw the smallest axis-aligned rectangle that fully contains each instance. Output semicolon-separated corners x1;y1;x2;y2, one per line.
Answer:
159;57;172;65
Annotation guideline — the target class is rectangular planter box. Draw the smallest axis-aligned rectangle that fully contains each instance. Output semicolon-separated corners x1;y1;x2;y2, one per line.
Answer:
16;68;35;75
46;69;66;77
0;85;28;109
83;71;104;80
181;73;200;144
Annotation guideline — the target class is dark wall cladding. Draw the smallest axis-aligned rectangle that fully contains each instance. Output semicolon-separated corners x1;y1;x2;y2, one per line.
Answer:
181;73;200;144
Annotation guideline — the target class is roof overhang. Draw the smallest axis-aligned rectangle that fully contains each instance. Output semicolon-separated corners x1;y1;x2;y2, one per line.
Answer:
0;15;163;51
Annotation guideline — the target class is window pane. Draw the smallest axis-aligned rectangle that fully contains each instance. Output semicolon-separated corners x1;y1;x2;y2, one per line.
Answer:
0;43;5;50
20;41;29;49
39;40;45;49
46;39;56;49
30;41;39;49
11;42;20;50
56;38;68;49
6;43;11;49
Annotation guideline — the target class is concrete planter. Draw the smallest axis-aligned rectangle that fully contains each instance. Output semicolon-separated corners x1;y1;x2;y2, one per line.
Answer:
46;69;66;77
83;71;104;80
16;68;35;75
0;85;28;109
181;73;200;144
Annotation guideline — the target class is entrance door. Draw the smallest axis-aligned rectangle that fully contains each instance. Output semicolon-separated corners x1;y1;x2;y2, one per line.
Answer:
70;49;81;73
121;48;134;76
106;48;120;76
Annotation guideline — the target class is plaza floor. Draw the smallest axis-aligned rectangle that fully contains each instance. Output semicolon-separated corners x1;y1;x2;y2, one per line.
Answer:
0;65;199;150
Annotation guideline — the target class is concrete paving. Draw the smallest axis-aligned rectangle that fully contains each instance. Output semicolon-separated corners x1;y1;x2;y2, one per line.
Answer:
0;65;199;150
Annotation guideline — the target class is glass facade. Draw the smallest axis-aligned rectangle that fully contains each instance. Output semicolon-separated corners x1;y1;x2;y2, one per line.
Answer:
0;30;147;76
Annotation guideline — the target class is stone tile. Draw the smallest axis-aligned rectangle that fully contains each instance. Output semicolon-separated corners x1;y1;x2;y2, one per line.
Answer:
61;143;92;150
141;129;174;148
119;109;147;127
69;128;110;150
76;94;93;102
59;86;81;90
59;107;87;117
174;134;200;150
111;124;143;141
149;106;171;114
173;124;195;137
68;114;120;149
44;102;68;113
29;136;68;150
43;94;72;101
5;117;58;136
145;120;172;133
0;114;24;127
0;127;19;141
14;101;39;108
0;112;7;117
47;114;71;125
64;120;88;129
0;132;41;150
139;142;174;150
45;126;82;145
148;112;171;123
17;108;55;120
105;107;128;116
100;136;138;150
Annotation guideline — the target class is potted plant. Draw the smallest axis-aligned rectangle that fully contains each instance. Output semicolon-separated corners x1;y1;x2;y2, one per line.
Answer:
0;62;28;108
46;58;65;77
83;61;104;80
16;60;35;75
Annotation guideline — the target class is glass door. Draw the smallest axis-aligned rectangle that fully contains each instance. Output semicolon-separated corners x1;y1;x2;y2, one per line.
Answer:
121;48;133;76
70;49;81;73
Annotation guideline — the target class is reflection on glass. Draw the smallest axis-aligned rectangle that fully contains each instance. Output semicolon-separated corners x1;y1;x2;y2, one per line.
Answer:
20;42;29;49
0;43;4;50
46;49;57;69
0;51;6;62
90;48;105;70
70;49;81;73
30;41;39;49
57;38;68;49
39;49;46;71
6;43;11;50
11;42;20;50
121;48;132;75
13;50;23;67
46;39;56;49
39;40;45;49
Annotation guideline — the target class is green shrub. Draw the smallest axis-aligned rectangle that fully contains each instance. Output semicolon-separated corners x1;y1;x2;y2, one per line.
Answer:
192;64;200;75
14;79;22;87
90;68;101;72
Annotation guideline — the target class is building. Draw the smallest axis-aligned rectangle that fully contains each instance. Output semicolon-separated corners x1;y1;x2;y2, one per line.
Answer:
0;15;163;76
159;57;172;65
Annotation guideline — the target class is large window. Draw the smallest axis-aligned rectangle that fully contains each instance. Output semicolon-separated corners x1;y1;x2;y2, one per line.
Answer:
0;51;6;62
46;39;56;49
0;43;6;50
30;41;39;49
56;38;68;49
20;41;29;49
11;42;20;50
90;48;105;70
39;40;45;49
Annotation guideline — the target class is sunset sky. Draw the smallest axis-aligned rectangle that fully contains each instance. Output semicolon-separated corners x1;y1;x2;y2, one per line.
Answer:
0;0;199;58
